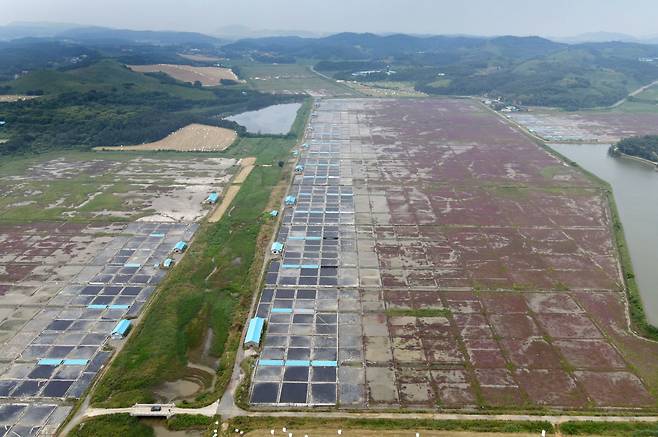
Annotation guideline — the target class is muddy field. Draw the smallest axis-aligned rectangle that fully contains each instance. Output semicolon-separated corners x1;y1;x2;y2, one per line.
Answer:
128;64;239;86
250;98;658;411
0;150;237;434
0;154;237;222
96;123;237;152
0;95;38;103
509;110;658;142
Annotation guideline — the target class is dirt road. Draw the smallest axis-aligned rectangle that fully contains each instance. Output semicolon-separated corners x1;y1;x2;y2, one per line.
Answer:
207;157;256;223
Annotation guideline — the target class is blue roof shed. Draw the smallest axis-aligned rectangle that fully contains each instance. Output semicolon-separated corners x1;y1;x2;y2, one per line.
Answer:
111;319;132;338
38;358;63;366
244;317;265;348
271;242;284;255
294;164;304;173
206;192;220;204
285;195;296;206
173;241;188;253
162;258;174;269
269;210;279;217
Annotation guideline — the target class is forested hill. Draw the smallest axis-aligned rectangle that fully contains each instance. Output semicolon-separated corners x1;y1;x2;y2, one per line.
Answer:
0;59;297;155
613;135;658;163
225;33;658;109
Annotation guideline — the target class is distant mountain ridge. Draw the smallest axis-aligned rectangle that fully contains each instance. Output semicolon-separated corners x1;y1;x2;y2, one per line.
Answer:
0;22;225;46
222;32;567;60
56;26;224;46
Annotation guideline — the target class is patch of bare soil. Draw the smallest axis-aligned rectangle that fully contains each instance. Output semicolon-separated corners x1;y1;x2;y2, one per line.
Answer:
128;63;240;85
95;124;237;152
207;157;256;223
0;95;38;102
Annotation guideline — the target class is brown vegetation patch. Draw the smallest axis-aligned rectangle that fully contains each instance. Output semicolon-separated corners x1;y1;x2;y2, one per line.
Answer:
514;368;587;407
574;371;654;407
554;339;627;369
128;63;239;85
0;95;38;102
96;123;236;152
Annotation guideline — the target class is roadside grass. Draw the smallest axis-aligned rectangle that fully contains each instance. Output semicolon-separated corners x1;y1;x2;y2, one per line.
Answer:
234;356;256;410
559;421;658;436
69;414;154;437
88;99;310;408
226;417;554;436
166;414;215;430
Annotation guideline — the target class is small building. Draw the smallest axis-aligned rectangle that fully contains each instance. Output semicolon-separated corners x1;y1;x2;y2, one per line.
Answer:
244;316;265;348
38;358;63;366
271;242;284;255
111;319;132;339
63;359;89;366
292;150;299;157
173;241;188;253
269;210;279;217
0;121;5;126
294;164;304;174
284;195;297;206
161;258;174;269
301;143;309;149
205;192;220;204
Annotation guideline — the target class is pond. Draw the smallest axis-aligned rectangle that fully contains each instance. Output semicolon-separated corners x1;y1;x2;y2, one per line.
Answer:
549;143;658;324
226;102;302;135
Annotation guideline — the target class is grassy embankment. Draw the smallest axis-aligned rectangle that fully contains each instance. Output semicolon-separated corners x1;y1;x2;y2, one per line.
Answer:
558;420;658;436
70;413;216;436
88;98;311;408
224;417;553;436
69;414;154;437
68;413;658;436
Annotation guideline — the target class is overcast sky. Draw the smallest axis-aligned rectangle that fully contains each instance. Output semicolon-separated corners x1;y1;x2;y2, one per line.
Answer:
0;0;656;38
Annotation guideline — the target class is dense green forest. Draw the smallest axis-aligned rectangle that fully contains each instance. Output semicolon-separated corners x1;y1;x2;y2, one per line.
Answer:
0;59;297;155
612;135;658;163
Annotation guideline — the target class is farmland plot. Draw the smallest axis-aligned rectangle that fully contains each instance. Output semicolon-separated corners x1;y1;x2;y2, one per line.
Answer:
249;98;658;411
128;64;240;86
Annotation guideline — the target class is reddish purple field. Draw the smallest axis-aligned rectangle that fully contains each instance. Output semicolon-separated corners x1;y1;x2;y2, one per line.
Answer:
343;99;658;410
0;222;114;287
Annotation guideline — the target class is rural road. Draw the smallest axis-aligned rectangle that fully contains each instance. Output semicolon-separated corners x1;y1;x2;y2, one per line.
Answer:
67;400;658;427
609;79;658;108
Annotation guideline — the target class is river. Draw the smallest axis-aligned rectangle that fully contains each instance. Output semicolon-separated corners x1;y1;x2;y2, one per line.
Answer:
549;143;658;324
